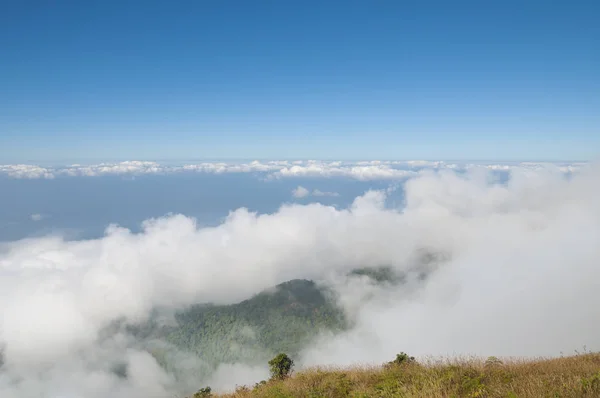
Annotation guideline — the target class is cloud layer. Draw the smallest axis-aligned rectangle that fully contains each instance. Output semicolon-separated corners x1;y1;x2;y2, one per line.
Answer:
0;165;598;396
0;160;588;181
292;186;340;198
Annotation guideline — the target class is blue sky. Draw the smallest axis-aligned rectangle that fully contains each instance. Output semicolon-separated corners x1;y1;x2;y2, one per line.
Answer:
1;0;598;162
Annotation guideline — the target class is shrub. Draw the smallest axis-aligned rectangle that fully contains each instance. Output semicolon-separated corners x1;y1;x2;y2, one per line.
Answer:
193;386;212;397
268;353;294;380
388;352;416;366
234;385;250;393
485;356;503;368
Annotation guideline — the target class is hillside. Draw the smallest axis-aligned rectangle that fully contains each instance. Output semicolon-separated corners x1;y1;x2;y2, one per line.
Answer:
137;279;348;368
203;353;600;398
167;279;347;365
123;268;402;386
135;266;400;370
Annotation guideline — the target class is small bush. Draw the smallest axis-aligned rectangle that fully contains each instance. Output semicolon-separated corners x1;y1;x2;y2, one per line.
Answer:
485;356;503;368
268;353;294;380
388;352;416;366
460;373;487;397
235;385;250;393
193;386;212;397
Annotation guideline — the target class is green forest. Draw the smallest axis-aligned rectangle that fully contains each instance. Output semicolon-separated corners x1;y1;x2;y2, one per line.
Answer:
163;279;348;366
125;266;399;376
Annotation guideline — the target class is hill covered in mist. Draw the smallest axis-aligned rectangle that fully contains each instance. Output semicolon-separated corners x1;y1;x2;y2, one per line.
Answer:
164;279;347;365
130;266;399;373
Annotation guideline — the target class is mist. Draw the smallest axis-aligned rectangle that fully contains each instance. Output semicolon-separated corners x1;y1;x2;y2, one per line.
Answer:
0;166;598;397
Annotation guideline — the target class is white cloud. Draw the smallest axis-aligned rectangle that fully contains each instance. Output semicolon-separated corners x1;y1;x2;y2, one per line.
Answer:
62;161;164;177
0;164;55;179
312;189;339;197
292;186;339;198
0;165;599;395
273;163;417;180
30;214;44;222
292;186;310;198
0;160;588;181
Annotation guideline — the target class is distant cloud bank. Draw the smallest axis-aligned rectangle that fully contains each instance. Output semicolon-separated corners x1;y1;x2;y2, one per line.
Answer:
0;160;588;181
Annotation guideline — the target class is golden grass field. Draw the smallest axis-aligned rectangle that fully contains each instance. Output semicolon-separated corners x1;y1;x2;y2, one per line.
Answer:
198;353;600;398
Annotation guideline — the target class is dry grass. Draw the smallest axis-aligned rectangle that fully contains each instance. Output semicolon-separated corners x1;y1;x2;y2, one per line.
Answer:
208;353;600;397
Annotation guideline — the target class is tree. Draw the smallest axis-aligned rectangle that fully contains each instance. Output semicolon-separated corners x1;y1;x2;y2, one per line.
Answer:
268;353;294;380
388;352;415;366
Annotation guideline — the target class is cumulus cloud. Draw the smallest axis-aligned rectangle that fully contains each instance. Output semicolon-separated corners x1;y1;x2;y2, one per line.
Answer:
0;164;55;179
62;161;164;177
0;165;599;396
0;160;589;181
292;186;310;198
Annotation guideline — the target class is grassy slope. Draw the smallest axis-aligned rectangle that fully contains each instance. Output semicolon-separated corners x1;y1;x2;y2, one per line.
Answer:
212;353;600;398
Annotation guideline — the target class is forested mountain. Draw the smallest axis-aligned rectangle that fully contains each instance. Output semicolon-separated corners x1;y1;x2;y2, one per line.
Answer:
142;279;348;367
169;279;347;364
128;267;400;374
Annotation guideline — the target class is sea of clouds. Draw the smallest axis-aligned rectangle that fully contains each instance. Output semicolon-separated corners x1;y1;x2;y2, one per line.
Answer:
0;161;598;397
0;159;587;180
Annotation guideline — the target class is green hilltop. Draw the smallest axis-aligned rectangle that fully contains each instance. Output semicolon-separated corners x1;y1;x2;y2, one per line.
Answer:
126;266;400;376
164;279;348;366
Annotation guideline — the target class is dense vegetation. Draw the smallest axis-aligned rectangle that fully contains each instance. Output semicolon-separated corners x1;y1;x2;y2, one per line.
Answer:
136;279;347;369
128;266;406;386
204;352;600;397
134;266;401;370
